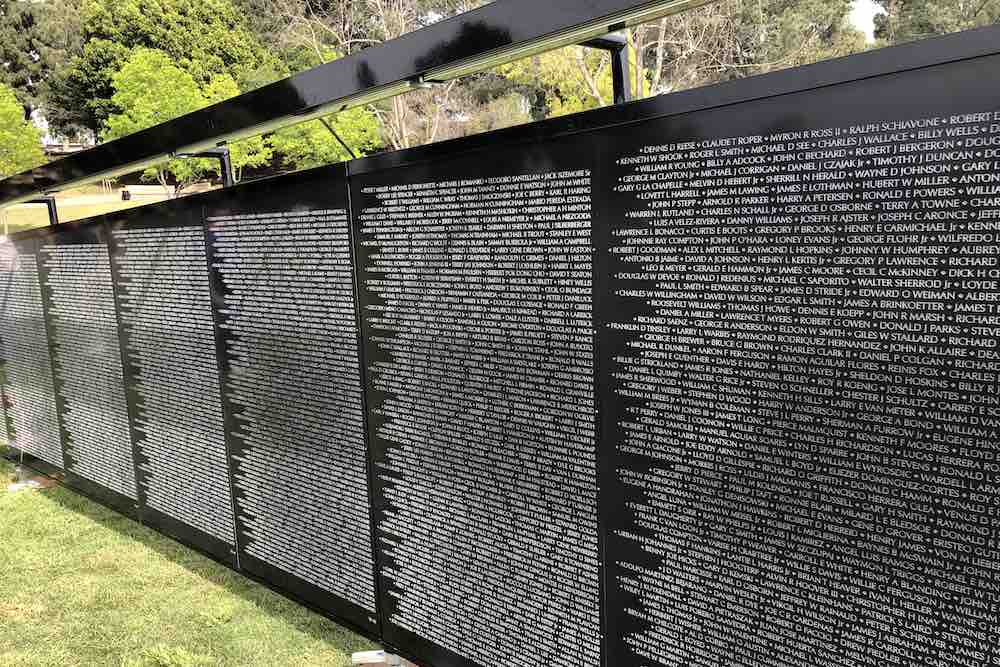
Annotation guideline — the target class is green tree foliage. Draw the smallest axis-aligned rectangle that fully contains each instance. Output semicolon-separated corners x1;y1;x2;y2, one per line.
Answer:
266;47;381;171
0;0;84;123
202;75;273;181
0;1;46;113
269;111;382;171
0;85;44;178
498;46;646;120
874;0;1000;43
755;0;866;68
496;0;864;121
102;49;270;195
102;49;210;195
54;38;131;136
634;0;865;99
52;0;282;134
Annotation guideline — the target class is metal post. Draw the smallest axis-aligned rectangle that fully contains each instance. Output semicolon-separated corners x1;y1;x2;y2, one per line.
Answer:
581;33;633;105
217;148;235;188
28;196;59;226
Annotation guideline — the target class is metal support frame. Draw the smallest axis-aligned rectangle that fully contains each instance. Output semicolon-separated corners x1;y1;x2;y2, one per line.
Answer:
581;33;633;104
175;146;235;188
28;196;59;227
0;0;717;208
319;118;358;160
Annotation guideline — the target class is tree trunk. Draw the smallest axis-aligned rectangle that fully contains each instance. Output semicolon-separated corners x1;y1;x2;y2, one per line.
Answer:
157;170;173;199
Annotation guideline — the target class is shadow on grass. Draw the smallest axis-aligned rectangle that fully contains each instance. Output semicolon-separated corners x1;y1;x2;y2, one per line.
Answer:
32;476;373;653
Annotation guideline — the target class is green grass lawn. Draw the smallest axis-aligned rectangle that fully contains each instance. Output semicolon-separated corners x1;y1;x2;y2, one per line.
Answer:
2;199;170;235
0;454;375;667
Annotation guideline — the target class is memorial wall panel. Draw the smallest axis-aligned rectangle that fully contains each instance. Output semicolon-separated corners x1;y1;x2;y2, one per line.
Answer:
597;54;1000;666
0;237;63;467
352;145;603;667
107;205;237;562
205;169;379;632
38;225;138;513
5;28;1000;667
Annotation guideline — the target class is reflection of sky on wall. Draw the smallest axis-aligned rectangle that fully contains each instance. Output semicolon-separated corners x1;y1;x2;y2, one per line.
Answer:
851;0;883;42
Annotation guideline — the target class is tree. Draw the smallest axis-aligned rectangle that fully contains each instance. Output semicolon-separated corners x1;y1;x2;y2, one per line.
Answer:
102;49;270;196
202;75;274;182
0;85;44;178
0;1;55;114
629;0;866;98
251;44;383;171
0;0;85;132
874;0;1000;43
102;49;209;196
270;111;381;171
365;0;525;149
232;0;502;150
494;1;863;121
51;0;282;134
498;46;646;120
233;0;488;62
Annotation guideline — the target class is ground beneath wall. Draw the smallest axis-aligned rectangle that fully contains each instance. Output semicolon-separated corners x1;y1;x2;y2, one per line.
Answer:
0;456;375;667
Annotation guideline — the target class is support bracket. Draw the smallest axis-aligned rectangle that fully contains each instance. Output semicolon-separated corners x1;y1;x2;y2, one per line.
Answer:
28;196;59;227
581;32;633;105
174;145;235;188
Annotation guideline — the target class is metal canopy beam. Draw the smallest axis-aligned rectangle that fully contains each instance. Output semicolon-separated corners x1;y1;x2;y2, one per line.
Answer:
0;0;716;209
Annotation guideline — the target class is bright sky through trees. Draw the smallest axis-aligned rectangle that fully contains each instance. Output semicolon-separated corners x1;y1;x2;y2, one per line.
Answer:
851;0;883;41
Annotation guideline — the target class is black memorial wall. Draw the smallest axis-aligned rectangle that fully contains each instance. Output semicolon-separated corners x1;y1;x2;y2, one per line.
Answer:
204;166;379;632
107;204;238;560
1;236;61;469
39;223;139;515
3;28;1000;667
353;140;602;667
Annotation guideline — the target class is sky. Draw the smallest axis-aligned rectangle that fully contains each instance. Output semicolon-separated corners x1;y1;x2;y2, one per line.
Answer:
850;0;884;42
